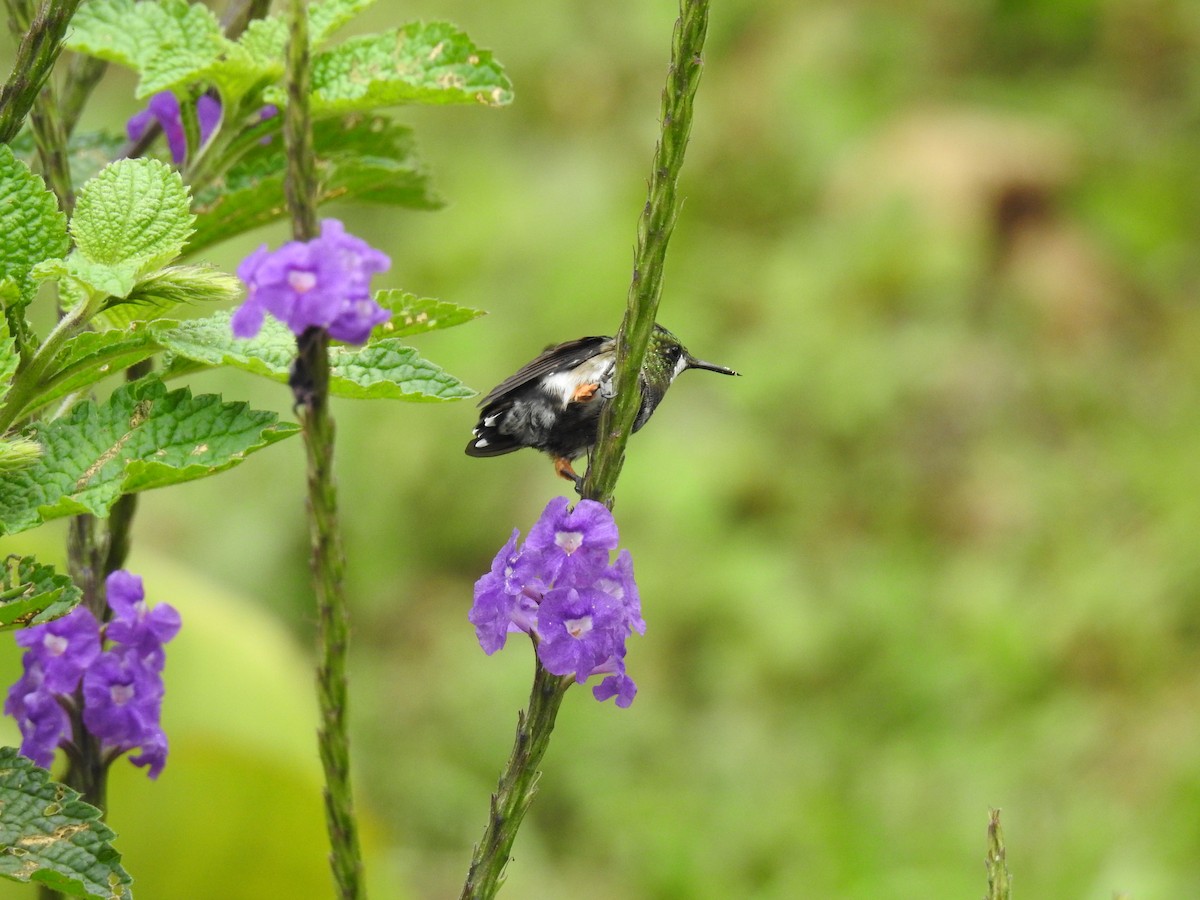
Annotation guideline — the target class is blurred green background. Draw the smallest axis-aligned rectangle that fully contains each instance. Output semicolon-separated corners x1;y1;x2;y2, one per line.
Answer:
6;0;1200;896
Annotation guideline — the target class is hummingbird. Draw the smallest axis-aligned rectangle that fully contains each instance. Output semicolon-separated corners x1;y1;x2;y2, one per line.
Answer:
465;324;738;489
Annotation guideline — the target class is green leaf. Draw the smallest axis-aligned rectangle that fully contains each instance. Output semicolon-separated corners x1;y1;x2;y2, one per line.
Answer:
293;23;513;115
66;0;231;98
100;265;243;328
0;747;131;898
238;0;377;64
374;290;484;338
153;312;475;401
0;315;17;407
71;158;194;273
0;146;69;305
0;438;41;473
0;376;298;535
0;556;81;629
16;326;163;420
188;116;439;254
329;338;476;400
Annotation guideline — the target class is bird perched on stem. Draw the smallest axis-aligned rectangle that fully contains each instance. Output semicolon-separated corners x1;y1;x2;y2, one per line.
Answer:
466;324;738;489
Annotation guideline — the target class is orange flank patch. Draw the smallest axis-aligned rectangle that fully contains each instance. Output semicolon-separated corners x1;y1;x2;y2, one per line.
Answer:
572;382;600;403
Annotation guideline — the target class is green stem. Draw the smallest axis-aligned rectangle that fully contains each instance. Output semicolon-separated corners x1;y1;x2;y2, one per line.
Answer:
460;663;572;900
461;2;711;897
582;0;710;507
0;0;83;144
985;808;1012;900
58;53;106;138
285;2;364;898
0;294;96;432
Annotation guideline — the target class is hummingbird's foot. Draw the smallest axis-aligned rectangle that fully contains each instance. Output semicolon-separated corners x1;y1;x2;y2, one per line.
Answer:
571;382;600;403
553;457;584;492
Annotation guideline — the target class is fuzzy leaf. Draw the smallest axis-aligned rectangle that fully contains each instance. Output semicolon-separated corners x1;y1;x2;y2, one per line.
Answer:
153;312;474;401
0;376;298;535
188;115;439;254
290;23;513;114
0;557;81;630
0;748;131;898
0;146;69;305
100;265;243;329
65;0;231;98
374;290;484;338
71;158;193;273
16;327;163;421
0;315;17;407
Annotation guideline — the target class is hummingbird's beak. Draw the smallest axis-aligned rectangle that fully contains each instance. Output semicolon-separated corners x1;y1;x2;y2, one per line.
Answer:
686;356;740;377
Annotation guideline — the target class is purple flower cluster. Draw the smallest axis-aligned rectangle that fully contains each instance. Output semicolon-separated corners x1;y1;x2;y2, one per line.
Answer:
470;497;644;707
4;571;180;777
126;90;221;165
232;218;391;344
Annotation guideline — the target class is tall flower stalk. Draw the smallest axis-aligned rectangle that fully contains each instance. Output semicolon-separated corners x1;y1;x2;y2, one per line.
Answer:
281;0;366;895
461;1;711;896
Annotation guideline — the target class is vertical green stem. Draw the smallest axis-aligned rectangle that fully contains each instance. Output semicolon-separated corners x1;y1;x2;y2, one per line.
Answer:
985;808;1012;900
285;1;364;897
460;664;571;899
0;0;82;144
461;2;711;898
582;0;710;508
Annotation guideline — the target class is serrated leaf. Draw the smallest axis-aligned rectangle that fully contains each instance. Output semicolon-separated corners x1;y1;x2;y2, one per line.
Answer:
0;376;298;535
374;290;484;338
0;146;69;305
15;326;163;421
70;159;194;292
0;557;81;629
330;338;475;400
66;0;231;98
293;23;512;115
188;116;439;254
0;747;131;898
153;311;474;401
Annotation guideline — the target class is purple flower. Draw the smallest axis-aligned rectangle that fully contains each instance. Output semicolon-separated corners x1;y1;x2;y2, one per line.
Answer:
524;497;618;588
4;569;179;776
469;497;642;705
127;90;221;164
105;570;181;671
82;651;165;761
127;727;169;779
232;219;391;344
536;587;626;682
4;666;71;769
14;606;100;693
593;670;638;708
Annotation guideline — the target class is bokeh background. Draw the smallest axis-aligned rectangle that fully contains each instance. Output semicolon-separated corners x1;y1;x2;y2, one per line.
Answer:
6;0;1200;896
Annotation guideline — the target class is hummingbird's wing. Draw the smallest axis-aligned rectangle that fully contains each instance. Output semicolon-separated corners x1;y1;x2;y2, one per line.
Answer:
477;336;611;407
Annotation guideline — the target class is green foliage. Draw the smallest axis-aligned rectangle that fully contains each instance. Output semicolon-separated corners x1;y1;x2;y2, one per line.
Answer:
0;556;81;629
0;377;298;535
189;116;441;256
303;23;514;114
18;328;162;420
154;312;474;401
103;265;242;327
0;747;131;898
0;318;17;407
63;158;193;299
374;291;485;338
65;0;230;98
0;146;69;306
